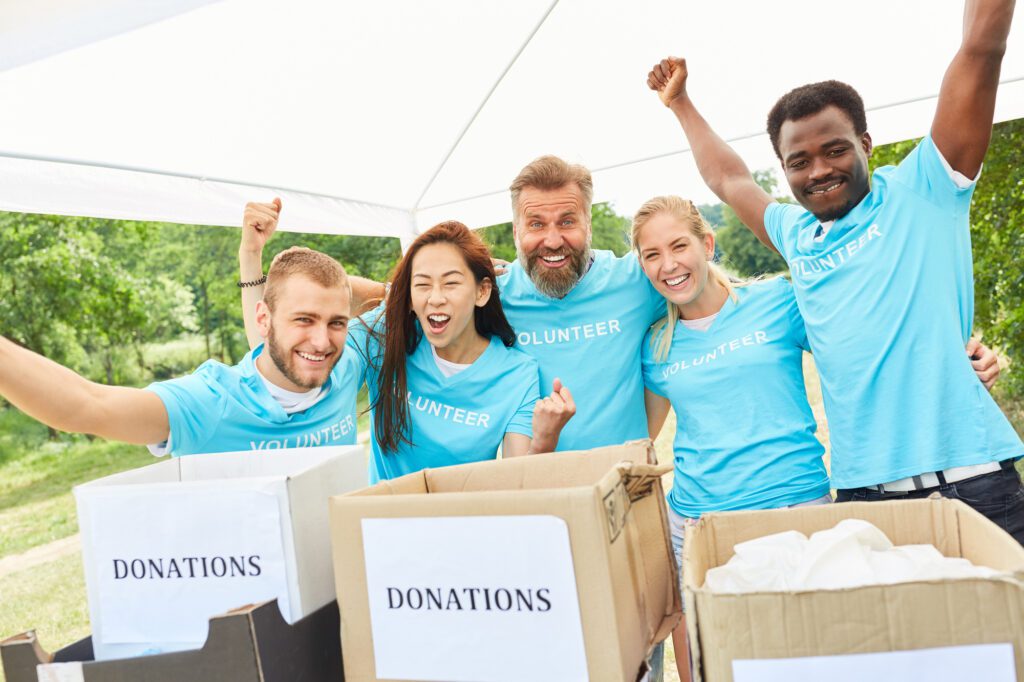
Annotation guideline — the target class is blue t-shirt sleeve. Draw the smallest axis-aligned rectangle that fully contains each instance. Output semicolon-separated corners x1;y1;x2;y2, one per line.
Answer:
763;202;803;262
888;135;976;211
640;328;668;398
145;366;225;456
775;277;810;352
504;361;539;438
345;304;386;387
623;254;669;326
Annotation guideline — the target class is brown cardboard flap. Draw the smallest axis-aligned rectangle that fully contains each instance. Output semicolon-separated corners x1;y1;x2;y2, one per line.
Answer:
423;441;656;494
616;462;673;502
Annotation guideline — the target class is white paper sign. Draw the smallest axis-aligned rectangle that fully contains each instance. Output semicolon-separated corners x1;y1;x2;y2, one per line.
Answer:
88;486;290;645
733;643;1017;681
362;515;588;682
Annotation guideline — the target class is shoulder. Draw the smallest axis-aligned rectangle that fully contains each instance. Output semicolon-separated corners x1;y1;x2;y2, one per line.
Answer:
495;340;540;374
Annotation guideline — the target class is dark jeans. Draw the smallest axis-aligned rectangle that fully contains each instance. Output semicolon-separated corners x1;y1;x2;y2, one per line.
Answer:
836;461;1024;546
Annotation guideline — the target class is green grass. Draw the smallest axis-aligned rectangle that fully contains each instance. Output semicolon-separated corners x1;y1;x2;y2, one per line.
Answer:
0;410;154;559
0;553;90;657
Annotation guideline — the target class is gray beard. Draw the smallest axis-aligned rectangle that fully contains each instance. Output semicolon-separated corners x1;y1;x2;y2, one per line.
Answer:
519;247;592;299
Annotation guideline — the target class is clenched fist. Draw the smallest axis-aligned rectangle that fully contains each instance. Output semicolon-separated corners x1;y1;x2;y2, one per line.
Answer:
531;378;576;453
647;57;688;108
241;198;282;253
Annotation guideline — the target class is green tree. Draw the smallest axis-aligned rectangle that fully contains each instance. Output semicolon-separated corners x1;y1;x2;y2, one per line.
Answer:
869;119;1024;395
712;169;789;277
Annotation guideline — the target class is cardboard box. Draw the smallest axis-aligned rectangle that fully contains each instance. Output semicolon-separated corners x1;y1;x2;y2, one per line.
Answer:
329;440;682;682
0;598;342;682
73;445;367;660
683;498;1024;682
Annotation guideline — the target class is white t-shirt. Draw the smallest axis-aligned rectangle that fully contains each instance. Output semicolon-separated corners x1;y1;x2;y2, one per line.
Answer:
680;312;719;332
431;344;471;377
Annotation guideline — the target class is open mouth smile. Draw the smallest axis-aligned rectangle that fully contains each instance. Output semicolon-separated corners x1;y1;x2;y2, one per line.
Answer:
538;253;569;268
427;313;451;333
296;350;329;363
807;179;844;196
664;273;691;290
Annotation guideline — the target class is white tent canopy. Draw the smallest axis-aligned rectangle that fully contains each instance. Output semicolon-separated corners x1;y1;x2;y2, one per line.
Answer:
1;0;1022;242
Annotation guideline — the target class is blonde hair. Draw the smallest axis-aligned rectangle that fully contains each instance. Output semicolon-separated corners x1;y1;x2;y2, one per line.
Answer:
264;246;350;311
631;196;739;363
509;155;594;222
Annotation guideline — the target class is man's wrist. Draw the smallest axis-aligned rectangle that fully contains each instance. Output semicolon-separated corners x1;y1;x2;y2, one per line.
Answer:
668;94;690;115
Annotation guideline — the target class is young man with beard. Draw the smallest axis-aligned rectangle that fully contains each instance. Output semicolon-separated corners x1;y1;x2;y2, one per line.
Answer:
647;0;1023;543
0;245;359;456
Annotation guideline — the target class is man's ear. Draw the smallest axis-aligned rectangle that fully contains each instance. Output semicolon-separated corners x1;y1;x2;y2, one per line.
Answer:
862;131;873;157
256;300;272;338
476;278;493;307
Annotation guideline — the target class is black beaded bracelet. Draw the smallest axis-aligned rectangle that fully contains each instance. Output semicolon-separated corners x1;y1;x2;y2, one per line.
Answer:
237;274;267;288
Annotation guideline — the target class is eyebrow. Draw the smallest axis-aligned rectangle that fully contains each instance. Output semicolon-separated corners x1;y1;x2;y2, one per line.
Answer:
412;270;465;279
785;138;849;164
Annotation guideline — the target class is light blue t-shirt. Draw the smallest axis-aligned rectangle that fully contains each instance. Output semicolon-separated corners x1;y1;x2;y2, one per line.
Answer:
146;345;359;456
764;136;1023;488
642;278;830;517
498;250;664;451
347;309;539;482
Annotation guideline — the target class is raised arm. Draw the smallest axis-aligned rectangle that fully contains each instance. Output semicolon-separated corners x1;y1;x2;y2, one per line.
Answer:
648;57;777;250
0;336;169;444
931;0;1016;176
239;199;281;350
238;199;388;351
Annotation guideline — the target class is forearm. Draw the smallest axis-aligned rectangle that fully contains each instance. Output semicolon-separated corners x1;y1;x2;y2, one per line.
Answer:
350;276;387;317
668;94;755;200
961;0;1015;56
239;246;266;350
0;336;167;442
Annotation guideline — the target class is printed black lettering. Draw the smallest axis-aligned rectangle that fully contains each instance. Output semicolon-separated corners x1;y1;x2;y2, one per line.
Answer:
463;587;480;609
494;588;512;611
210;557;227;577
229;556;245;577
536;588;552;612
514;588;533;612
113;559;128;580
184;557;199;578
167;558;182;579
407;588;424;610
387;587;404;609
425;587;443;610
446;589;463;610
130;559;146;579
147;558;164;579
200;557;210;577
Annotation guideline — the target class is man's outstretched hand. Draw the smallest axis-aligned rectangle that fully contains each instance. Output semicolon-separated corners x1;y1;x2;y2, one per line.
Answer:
647;56;688;108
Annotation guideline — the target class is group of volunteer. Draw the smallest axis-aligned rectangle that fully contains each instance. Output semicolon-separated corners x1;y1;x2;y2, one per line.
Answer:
0;0;1020;679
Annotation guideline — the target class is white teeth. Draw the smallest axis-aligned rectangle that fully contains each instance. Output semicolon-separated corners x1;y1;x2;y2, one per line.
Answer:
428;314;450;323
541;255;566;262
297;351;326;361
666;274;690;286
811;182;841;194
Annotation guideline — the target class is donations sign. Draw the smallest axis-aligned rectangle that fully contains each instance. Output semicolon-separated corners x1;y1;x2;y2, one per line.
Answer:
86;485;291;647
361;515;588;682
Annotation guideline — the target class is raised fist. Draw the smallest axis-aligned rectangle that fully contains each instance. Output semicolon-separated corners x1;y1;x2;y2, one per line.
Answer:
241;198;282;253
647;57;688;108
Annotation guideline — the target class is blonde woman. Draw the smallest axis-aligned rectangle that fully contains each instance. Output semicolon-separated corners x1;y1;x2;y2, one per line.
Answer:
632;196;830;681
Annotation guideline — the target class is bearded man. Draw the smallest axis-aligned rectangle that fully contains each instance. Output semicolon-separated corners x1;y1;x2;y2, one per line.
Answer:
0;245;358;456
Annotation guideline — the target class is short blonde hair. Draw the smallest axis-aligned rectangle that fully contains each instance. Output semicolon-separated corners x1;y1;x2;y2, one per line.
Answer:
631;196;738;363
264;246;350;310
509;155;594;221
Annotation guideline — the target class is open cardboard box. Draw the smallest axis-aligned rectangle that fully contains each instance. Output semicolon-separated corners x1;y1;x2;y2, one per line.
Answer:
0;599;342;682
329;440;682;682
683;497;1024;682
73;445;367;660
